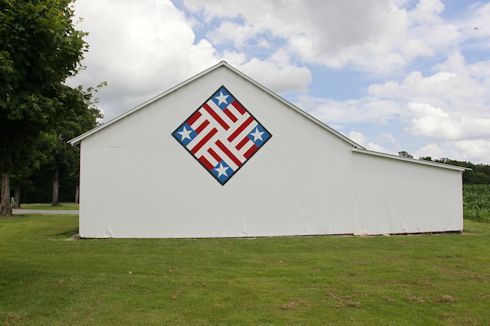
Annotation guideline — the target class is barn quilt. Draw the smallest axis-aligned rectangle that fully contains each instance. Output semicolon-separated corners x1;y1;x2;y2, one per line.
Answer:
172;86;271;185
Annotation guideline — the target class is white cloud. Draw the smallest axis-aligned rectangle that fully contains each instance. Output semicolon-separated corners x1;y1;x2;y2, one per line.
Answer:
299;52;490;162
297;96;401;125
348;131;388;153
68;0;217;119
223;49;311;94
68;0;311;119
183;0;461;72
457;2;490;49
416;140;490;163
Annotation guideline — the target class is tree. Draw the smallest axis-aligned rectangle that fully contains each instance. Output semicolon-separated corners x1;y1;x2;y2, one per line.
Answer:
0;0;87;215
398;151;414;159
41;84;103;205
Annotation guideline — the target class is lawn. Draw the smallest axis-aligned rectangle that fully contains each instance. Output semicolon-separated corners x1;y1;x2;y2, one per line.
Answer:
0;215;489;325
17;203;79;211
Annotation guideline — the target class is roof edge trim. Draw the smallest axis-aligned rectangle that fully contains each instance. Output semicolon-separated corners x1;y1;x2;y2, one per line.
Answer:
68;61;228;145
219;62;365;149
352;148;466;172
69;61;364;149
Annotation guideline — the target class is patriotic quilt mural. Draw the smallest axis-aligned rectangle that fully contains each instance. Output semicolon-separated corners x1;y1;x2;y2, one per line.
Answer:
172;86;272;185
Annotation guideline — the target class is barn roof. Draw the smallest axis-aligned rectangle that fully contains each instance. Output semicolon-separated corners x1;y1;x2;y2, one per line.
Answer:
69;61;466;172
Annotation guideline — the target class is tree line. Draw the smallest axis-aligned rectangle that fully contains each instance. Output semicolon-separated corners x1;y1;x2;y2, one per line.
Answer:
1;0;101;215
399;152;490;184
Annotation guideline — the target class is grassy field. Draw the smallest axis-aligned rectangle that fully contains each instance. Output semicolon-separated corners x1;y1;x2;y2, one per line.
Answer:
0;215;489;325
17;203;79;211
464;184;490;222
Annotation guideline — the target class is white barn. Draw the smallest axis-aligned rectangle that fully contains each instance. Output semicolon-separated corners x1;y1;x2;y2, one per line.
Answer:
70;62;465;238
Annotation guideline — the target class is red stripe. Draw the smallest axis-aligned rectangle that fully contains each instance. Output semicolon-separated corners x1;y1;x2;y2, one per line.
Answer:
199;155;214;170
187;110;202;126
191;128;217;154
223;108;237;122
195;119;209;134
236;136;250;150
208;148;221;162
216;140;242;167
244;144;258;159
203;103;229;130
232;100;246;115
227;116;254;142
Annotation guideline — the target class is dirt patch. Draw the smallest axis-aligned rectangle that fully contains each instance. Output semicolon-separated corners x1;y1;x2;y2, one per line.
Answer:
279;301;299;310
278;300;307;311
4;313;22;325
435;295;456;303
65;234;81;241
327;293;362;309
406;295;425;303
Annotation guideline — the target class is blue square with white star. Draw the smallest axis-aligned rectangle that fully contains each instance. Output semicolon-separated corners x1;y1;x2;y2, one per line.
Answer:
247;124;271;147
172;123;197;146
211;86;234;110
211;160;234;185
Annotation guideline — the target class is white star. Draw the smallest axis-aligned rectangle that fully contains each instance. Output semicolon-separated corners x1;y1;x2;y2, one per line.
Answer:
214;162;229;177
250;128;264;142
215;91;229;105
177;126;192;141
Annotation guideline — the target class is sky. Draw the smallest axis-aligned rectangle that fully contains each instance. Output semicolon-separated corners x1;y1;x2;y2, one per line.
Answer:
68;0;490;163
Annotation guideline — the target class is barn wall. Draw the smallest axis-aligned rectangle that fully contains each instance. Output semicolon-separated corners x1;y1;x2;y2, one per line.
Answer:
352;152;463;235
79;66;357;238
79;65;463;238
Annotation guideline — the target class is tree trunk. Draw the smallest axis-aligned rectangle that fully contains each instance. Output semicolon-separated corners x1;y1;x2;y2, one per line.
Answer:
52;168;59;206
1;173;12;216
13;187;21;208
75;184;79;204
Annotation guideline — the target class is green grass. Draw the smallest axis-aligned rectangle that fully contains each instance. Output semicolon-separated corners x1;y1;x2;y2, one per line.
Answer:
18;202;79;211
464;184;490;222
1;215;489;325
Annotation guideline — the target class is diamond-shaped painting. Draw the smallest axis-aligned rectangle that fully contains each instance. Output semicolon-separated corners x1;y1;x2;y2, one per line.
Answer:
172;86;272;185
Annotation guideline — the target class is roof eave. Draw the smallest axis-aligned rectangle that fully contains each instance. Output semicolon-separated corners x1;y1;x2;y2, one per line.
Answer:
68;61;229;146
352;148;467;172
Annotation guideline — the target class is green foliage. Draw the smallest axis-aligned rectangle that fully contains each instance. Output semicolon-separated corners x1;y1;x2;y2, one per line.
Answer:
37;84;103;178
418;157;490;184
0;216;489;324
0;0;88;172
464;184;490;222
9;84;103;203
398;151;414;158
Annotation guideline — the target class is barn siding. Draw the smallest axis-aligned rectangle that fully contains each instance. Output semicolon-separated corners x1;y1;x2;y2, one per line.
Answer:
78;65;463;238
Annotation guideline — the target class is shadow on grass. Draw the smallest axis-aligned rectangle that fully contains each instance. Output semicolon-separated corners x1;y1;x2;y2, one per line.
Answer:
51;227;79;239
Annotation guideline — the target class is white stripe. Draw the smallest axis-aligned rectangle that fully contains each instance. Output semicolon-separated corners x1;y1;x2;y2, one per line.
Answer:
231;120;258;147
211;143;239;171
223;111;250;139
207;100;234;127
236;137;251;156
226;102;242;119
186;123;213;150
239;139;255;155
194;129;220;158
201;106;225;131
230;101;246;116
202;150;218;167
189;113;206;130
220;138;246;163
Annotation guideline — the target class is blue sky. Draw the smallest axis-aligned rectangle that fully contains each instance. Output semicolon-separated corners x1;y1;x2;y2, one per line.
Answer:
70;0;490;163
